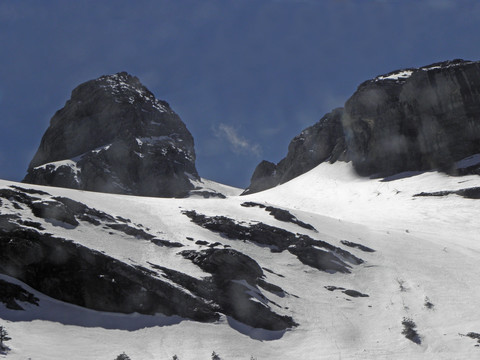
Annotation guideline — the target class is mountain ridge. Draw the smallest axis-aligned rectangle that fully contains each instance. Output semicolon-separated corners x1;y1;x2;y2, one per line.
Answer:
244;59;480;194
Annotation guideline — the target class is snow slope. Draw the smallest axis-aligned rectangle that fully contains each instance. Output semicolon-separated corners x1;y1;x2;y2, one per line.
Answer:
1;162;480;360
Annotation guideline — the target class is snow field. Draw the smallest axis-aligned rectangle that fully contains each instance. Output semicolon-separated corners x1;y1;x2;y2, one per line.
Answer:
1;160;480;359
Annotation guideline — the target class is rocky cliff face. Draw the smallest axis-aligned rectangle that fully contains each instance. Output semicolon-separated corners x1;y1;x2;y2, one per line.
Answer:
242;108;347;195
245;59;480;194
344;59;480;176
23;72;198;197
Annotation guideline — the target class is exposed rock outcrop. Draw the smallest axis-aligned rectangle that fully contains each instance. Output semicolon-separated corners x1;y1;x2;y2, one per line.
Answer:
240;201;316;231
182;210;363;274
23;72;198;197
0;279;39;310
343;59;480;177
178;248;296;331
0;226;216;321
0;185;295;331
245;59;480;194
243;108;346;194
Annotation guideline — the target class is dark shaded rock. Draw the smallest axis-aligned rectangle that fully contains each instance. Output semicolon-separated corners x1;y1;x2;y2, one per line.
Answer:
23;72;198;198
208;242;222;248
151;239;183;248
182;210;362;273
340;240;375;252
257;279;286;297
149;257;295;332
0;226;217;321
195;240;210;246
0;215;23;233
288;241;351;274
343;59;480;177
178;248;296;330
324;286;368;297
52;196;116;225
218;280;295;331
182;210;294;251
0;188;38;206
180;248;263;286
0;279;39;310
324;285;345;292
465;332;480;344
455;164;480;176
1;187;173;250
30;200;79;227
0;186;294;331
245;60;480;193
11;202;22;210
189;190;227;199
424;297;434;309
106;223;155;240
243;161;279;195
241;201;267;208
342;289;369;298
17;220;45;231
9;186;50;196
241;202;316;231
402;318;421;344
263;267;285;278
244;108;346;194
414;187;480;199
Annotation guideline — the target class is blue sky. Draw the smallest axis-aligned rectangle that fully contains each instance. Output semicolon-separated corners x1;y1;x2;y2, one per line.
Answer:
1;0;480;188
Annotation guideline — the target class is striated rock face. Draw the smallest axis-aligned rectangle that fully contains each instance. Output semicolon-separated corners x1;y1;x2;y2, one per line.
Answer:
23;72;198;197
245;59;480;194
243;108;346;194
343;59;480;176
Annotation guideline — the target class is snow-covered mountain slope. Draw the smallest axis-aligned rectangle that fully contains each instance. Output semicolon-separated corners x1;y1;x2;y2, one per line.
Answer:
188;177;243;198
1;160;480;359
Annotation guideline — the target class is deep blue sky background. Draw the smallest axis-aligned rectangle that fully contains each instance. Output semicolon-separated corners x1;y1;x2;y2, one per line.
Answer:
2;0;480;188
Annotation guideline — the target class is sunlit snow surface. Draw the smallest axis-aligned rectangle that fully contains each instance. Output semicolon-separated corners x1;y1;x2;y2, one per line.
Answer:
1;160;480;359
376;70;414;81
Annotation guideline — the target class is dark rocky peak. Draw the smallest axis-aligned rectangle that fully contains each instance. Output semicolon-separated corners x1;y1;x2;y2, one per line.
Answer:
370;59;473;85
243;108;347;195
245;59;480;194
88;72;171;115
343;58;480;177
23;72;198;197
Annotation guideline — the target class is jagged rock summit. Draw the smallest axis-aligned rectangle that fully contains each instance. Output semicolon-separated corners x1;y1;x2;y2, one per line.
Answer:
23;72;198;197
244;59;480;194
243;107;347;194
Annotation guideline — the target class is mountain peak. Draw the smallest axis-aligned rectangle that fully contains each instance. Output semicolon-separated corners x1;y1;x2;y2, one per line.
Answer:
245;59;480;194
92;72;168;112
23;72;198;197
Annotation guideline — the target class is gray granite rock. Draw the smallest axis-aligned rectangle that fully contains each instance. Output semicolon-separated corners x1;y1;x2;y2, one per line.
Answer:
243;108;346;194
245;59;480;193
343;59;480;177
23;72;198;197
